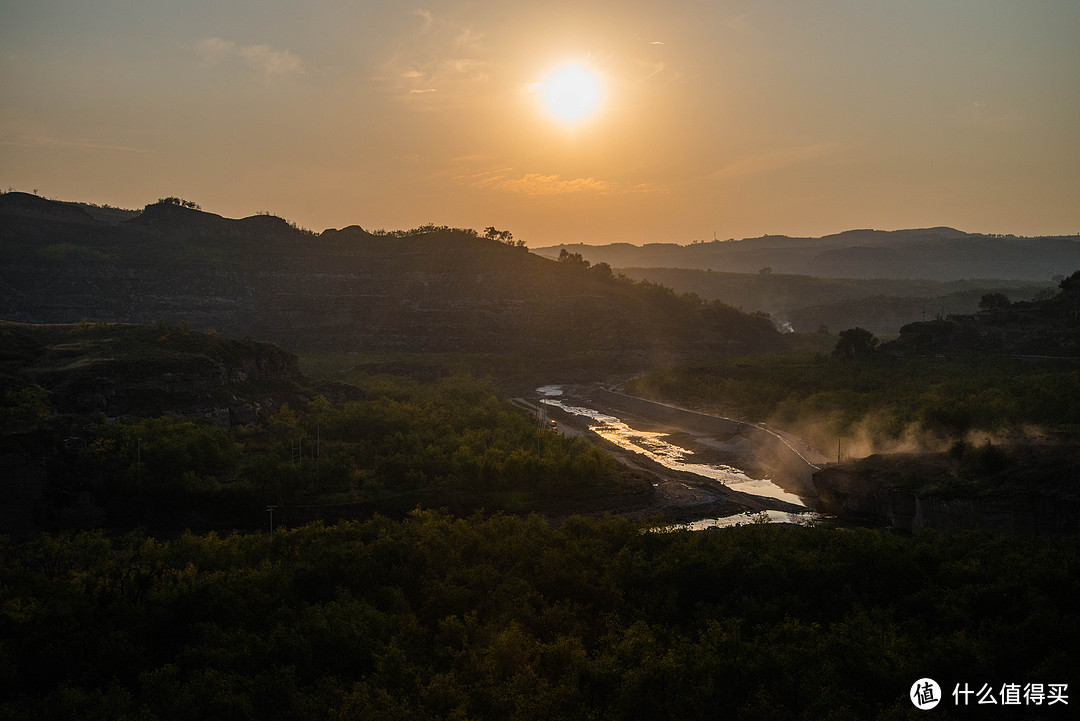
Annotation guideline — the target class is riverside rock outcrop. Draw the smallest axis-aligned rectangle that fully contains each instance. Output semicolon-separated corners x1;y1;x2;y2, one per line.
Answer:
812;452;1080;535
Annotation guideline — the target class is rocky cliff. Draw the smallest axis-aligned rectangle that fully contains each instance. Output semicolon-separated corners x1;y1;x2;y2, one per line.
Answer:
812;451;1080;535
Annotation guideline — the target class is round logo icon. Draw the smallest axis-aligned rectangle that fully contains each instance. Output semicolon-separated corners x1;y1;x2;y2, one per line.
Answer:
911;678;942;710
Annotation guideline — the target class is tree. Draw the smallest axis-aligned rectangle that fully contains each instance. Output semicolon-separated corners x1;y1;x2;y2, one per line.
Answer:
978;293;1010;311
156;197;200;210
832;327;878;359
1059;270;1080;291
483;226;523;246
557;248;590;268
589;261;613;279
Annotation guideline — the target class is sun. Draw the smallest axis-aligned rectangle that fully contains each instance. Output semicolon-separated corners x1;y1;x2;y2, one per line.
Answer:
535;62;605;127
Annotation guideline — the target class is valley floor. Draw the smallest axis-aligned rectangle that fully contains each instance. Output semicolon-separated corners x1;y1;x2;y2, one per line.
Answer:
512;384;817;526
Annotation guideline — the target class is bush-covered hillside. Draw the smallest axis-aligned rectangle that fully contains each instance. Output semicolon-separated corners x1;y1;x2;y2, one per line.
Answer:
0;192;782;366
1;513;1077;720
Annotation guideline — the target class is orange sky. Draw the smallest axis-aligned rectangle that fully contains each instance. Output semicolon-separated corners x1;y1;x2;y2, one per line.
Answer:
2;1;1078;245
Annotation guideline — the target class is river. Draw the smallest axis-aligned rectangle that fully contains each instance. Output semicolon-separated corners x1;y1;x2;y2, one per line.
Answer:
537;385;817;529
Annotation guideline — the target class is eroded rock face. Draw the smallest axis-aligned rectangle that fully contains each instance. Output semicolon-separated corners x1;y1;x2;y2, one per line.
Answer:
812;456;1080;535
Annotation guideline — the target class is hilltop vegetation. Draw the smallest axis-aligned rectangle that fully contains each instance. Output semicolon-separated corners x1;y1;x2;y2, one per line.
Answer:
0;192;781;370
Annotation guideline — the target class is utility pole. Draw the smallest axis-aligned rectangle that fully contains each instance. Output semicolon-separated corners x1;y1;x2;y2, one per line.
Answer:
837;437;842;464
266;505;277;535
136;437;142;488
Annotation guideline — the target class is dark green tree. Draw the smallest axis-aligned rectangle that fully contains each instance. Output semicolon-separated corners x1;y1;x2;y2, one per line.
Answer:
978;292;1011;310
155;196;200;210
1059;270;1080;291
832;327;878;359
589;261;613;279
557;248;590;268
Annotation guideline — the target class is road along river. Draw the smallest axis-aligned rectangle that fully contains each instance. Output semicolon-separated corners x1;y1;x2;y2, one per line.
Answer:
536;385;821;529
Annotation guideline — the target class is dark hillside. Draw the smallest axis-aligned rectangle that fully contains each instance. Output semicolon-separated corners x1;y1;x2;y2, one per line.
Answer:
888;270;1080;357
0;320;305;421
0;321;314;535
0;193;781;367
0;321;652;536
616;267;1052;334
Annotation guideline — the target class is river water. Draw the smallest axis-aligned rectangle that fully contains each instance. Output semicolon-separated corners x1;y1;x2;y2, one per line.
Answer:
537;385;815;530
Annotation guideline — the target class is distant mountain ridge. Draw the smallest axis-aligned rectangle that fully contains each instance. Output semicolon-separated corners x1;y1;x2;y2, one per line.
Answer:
535;228;1080;281
0;193;782;367
614;268;1055;335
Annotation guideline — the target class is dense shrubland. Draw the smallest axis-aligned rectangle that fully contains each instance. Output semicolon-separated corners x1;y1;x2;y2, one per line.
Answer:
1;512;1076;720
80;374;626;527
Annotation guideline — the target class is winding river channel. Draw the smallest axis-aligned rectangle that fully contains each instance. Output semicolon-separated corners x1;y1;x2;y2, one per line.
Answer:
537;385;817;530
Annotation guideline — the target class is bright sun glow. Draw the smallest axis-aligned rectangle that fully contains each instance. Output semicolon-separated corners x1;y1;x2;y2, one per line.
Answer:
536;63;605;127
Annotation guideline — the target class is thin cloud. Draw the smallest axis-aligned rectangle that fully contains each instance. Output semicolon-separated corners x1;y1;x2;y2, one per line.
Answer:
381;10;488;106
494;174;612;196
467;169;667;197
196;37;303;75
708;142;850;180
0;134;150;153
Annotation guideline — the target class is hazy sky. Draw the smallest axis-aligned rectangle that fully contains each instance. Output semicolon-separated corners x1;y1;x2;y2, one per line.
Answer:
2;0;1078;245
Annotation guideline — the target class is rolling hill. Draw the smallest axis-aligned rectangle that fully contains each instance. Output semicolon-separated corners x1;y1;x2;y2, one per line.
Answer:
613;268;1055;335
0;193;782;369
535;227;1080;281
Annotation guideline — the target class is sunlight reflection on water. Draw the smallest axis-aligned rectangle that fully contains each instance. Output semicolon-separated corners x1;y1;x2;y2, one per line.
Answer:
537;386;806;508
670;510;815;531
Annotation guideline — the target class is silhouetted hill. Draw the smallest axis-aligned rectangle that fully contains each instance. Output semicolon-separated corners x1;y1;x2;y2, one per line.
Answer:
0;194;782;367
536;228;1080;281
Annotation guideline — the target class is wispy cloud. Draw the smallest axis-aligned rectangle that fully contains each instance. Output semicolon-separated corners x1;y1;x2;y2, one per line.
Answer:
196;37;303;75
464;168;667;197
380;10;488;107
0;134;150;153
707;142;850;180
